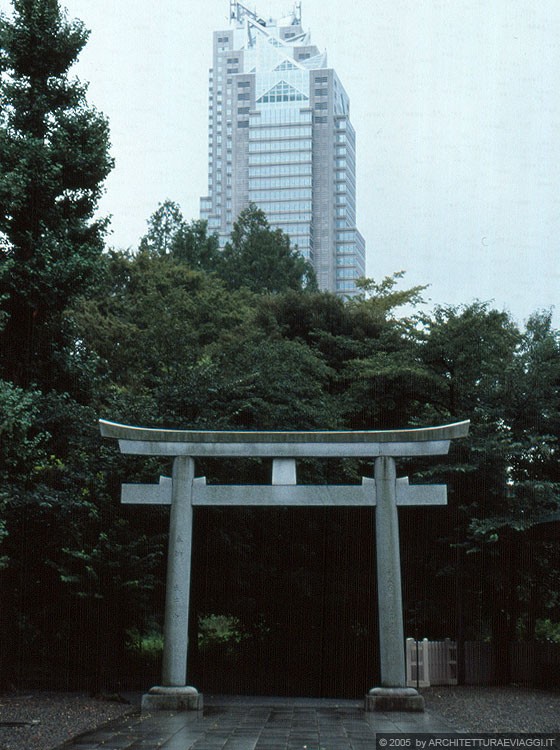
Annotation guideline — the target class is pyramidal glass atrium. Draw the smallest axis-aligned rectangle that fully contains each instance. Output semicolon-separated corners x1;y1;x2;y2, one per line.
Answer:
200;1;366;295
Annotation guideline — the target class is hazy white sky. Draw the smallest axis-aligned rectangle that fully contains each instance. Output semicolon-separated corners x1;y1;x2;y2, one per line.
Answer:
2;0;559;324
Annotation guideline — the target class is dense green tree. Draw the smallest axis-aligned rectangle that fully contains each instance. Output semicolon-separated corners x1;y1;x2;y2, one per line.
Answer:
420;302;520;419
219;204;317;293
211;333;336;431
0;380;48;574
336;274;433;429
353;272;427;323
139;199;185;256
0;0;113;388
415;303;560;682
68;250;257;428
172;218;220;271
476;312;560;673
0;0;124;690
254;273;429;379
509;312;560;490
140;200;220;271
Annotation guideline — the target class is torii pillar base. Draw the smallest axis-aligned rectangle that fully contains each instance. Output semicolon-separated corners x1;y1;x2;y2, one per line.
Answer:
141;686;203;713
365;687;424;712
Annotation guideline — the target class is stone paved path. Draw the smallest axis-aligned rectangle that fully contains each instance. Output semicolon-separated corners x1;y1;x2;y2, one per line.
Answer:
55;697;459;750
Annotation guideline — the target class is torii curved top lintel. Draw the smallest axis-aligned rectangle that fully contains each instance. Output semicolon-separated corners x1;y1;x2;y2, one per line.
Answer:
99;419;469;457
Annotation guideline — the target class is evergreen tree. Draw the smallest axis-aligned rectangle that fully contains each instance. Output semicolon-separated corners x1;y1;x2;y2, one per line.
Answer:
139;200;184;256
0;0;113;388
140;199;219;271
0;0;115;689
219;204;317;293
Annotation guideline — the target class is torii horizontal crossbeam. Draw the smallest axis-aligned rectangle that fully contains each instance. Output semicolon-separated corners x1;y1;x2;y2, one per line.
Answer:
120;476;448;507
99;420;470;458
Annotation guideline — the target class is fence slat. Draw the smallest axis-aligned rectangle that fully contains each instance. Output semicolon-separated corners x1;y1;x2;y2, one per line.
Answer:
406;638;430;687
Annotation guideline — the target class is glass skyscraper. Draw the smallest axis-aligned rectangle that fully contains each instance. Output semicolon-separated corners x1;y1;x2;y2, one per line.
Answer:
200;2;366;295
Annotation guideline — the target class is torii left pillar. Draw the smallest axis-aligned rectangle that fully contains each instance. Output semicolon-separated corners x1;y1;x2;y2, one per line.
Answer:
127;454;202;711
144;456;201;711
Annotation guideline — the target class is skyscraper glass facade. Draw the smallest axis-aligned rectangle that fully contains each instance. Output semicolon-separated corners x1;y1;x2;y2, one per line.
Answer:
200;2;366;295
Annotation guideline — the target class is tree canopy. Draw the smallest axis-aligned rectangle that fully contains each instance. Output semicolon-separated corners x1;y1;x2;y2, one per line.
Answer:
219;203;317;293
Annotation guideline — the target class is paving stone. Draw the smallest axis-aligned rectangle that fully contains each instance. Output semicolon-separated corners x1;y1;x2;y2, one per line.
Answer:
55;696;461;750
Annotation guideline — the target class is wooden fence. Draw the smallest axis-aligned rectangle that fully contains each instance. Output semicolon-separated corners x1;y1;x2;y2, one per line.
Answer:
406;639;560;687
465;640;560;686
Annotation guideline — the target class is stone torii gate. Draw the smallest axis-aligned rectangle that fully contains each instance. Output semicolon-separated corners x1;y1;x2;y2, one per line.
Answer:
100;419;469;712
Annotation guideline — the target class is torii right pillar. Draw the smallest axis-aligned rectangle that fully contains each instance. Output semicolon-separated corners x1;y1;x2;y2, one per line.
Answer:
366;421;470;712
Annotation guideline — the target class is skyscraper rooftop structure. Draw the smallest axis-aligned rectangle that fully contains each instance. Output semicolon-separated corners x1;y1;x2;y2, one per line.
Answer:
200;1;366;295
